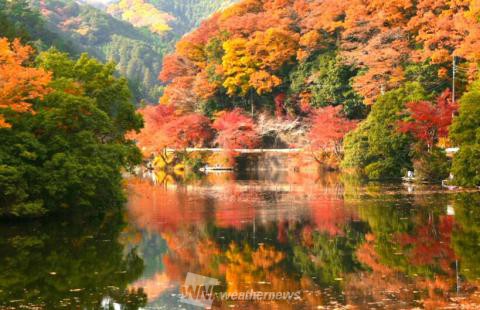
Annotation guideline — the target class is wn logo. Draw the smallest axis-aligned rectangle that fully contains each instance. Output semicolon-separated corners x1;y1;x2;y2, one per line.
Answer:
179;273;220;309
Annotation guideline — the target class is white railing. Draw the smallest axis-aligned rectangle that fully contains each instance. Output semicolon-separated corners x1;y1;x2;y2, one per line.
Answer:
164;148;304;154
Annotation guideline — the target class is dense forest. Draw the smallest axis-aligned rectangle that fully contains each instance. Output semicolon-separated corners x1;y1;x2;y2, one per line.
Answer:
134;0;480;187
2;0;480;218
22;0;233;102
0;0;233;217
0;0;142;217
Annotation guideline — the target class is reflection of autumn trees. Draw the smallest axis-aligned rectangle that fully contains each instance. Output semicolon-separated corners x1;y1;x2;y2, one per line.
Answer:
127;178;209;232
126;173;480;308
310;194;356;236
291;222;365;289
453;194;480;280
352;191;480;308
397;216;455;275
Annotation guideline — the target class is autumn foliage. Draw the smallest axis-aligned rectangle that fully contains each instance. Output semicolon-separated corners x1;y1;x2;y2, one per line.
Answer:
137;0;480;173
158;0;480;110
398;90;458;148
309;106;358;152
212;108;259;149
0;38;51;128
107;0;173;34
129;104;212;155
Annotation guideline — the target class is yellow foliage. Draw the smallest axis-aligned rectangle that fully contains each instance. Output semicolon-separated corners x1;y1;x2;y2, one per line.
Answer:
76;27;90;36
249;70;282;95
222;38;256;95
107;0;173;35
176;41;205;63
221;28;297;96
299;30;320;49
173;164;185;176
152;153;175;169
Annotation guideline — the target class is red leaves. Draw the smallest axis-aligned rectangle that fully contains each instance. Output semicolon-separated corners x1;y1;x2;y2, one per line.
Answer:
397;90;458;147
212;108;260;149
396;216;456;271
158;54;194;83
129;104;212;155
132;106;261;156
308;106;358;150
165;113;213;149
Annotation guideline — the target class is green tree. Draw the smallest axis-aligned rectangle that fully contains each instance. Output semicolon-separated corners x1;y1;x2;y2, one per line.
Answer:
0;50;143;217
342;83;429;180
450;79;480;186
289;53;366;119
0;0;70;51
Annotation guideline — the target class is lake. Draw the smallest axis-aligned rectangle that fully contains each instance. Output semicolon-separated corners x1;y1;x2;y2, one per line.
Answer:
1;170;480;309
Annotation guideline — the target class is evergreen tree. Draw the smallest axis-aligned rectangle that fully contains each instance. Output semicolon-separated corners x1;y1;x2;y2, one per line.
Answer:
342;83;429;180
450;79;480;186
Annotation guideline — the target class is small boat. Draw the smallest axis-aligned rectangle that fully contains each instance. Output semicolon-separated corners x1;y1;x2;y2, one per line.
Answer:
402;171;416;183
442;173;459;190
199;165;234;172
442;179;459;190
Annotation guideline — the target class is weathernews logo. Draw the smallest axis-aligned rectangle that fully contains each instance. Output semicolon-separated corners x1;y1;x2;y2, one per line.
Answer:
179;272;301;309
180;273;220;308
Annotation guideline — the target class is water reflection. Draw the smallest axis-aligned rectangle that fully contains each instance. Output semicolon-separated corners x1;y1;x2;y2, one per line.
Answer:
125;171;480;309
1;172;480;309
0;214;146;309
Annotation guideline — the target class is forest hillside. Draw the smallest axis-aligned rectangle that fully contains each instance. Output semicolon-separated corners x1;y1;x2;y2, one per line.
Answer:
135;0;480;185
25;0;234;102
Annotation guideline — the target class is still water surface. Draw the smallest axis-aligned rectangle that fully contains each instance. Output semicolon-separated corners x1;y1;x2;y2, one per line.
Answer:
1;171;480;309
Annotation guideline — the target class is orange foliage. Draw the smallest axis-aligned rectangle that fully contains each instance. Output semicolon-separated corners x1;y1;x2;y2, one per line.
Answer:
0;38;52;128
158;54;195;83
247;28;299;71
162;76;197;112
407;0;480;64
249;71;282;95
193;70;218;100
356;234;394;274
158;0;480;109
127;178;208;232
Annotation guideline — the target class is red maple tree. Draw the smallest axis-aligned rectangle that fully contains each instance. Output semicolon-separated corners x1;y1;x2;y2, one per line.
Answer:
308;105;358;153
397;89;458;149
212;108;260;149
129;104;212;155
164;113;213;149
